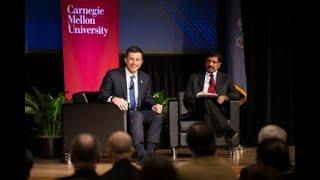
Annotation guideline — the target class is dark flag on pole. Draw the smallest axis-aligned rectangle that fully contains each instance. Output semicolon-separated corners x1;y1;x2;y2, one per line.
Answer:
226;0;247;104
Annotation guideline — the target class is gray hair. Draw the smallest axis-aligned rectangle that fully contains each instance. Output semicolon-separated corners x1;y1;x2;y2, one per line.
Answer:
71;133;99;164
108;131;133;154
258;124;287;144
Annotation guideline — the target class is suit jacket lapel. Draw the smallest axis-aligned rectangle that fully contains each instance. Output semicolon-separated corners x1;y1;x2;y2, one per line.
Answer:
198;73;205;92
137;71;143;109
120;68;127;99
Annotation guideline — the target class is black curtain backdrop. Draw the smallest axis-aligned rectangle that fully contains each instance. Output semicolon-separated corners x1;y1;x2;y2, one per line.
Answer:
240;0;295;145
25;52;64;96
25;0;295;146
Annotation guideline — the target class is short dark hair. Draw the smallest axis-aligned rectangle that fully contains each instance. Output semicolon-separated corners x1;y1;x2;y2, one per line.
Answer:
257;138;290;172
140;155;179;180
206;50;222;62
71;133;99;164
125;46;144;58
186;122;216;156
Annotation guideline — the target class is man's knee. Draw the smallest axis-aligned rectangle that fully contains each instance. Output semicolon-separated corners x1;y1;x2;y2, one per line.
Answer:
154;112;163;122
153;113;163;125
130;111;144;124
202;98;216;105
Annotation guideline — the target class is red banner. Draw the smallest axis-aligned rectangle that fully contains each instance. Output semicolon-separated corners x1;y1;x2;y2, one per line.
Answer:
61;0;119;99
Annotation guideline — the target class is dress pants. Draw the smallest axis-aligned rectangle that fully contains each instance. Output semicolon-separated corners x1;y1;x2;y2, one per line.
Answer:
193;98;230;136
128;110;162;157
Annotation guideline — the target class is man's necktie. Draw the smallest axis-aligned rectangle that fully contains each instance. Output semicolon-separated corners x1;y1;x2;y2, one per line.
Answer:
208;73;216;93
129;75;136;110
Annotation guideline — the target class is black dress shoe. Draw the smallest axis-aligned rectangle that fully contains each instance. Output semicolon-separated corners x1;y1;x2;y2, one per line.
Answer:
138;155;150;165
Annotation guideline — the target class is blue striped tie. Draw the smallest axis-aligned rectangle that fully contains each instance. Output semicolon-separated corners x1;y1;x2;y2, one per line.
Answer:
129;75;136;110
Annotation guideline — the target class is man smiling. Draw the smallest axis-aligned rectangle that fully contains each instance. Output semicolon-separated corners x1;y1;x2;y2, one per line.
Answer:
98;46;163;163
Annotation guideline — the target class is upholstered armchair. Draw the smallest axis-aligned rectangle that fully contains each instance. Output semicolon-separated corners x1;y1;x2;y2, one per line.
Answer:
168;91;241;160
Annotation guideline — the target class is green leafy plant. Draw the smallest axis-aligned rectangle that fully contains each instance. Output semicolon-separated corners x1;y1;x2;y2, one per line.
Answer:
153;91;169;113
153;91;177;113
25;87;65;137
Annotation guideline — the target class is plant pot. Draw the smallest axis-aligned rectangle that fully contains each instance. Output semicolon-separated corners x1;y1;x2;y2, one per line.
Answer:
34;136;62;159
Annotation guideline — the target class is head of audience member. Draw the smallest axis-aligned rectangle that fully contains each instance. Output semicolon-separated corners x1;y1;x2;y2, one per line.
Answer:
70;133;99;170
108;131;134;163
140;155;180;180
186;122;216;157
25;147;34;180
205;50;222;73
124;46;144;74
257;138;290;172
258;124;287;144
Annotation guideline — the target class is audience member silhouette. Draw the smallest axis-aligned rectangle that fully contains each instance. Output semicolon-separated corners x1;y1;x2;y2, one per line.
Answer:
178;122;237;180
100;131;139;180
240;138;294;180
257;138;294;179
139;155;180;180
240;124;294;180
57;133;100;180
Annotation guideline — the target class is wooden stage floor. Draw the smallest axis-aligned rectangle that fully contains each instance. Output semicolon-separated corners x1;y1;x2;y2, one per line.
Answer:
29;146;295;180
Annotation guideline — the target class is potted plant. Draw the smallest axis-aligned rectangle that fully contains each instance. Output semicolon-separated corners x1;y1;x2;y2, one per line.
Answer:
153;91;169;114
25;87;65;159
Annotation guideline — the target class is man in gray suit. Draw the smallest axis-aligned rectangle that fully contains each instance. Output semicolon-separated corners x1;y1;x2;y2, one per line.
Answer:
98;46;163;162
184;50;239;141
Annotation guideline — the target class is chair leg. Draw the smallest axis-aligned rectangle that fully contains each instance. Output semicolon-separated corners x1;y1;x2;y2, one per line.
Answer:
230;140;234;156
172;147;177;161
226;137;234;156
64;152;72;165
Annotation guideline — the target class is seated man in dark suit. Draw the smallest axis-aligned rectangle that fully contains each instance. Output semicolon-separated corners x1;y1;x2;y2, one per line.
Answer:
100;131;140;180
184;50;239;141
98;46;163;162
57;133;100;180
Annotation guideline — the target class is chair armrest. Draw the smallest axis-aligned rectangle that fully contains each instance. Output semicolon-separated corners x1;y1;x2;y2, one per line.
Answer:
168;101;179;148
